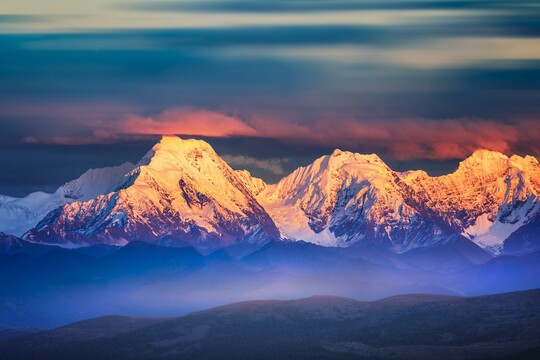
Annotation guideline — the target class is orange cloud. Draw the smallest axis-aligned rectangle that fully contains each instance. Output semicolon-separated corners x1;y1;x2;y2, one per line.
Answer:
115;107;257;137
245;116;531;160
22;107;539;161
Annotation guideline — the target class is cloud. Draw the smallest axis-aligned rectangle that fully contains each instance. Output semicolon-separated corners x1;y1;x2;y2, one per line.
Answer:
260;116;540;161
221;155;285;175
26;107;538;161
23;136;101;146
230;37;540;69
0;15;48;24
114;107;257;137
131;0;538;14
21;107;257;145
0;6;465;33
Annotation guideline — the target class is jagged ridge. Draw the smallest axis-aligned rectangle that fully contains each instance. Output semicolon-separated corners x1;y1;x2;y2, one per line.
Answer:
0;162;134;237
260;148;540;254
9;136;540;255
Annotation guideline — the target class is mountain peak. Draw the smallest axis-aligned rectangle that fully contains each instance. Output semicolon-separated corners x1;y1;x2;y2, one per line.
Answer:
135;135;221;174
329;149;382;162
510;154;540;167
330;148;346;157
468;149;507;161
456;149;509;174
25;135;280;248
131;135;250;198
457;149;540;178
156;135;213;153
325;150;386;174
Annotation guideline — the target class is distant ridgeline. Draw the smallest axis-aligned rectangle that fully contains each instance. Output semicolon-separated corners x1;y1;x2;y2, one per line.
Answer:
1;289;539;360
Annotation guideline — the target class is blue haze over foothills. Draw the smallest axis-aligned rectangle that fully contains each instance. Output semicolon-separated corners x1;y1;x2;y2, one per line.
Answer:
1;0;540;196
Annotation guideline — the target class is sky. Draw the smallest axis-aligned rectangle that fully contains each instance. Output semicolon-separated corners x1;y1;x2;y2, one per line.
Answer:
1;0;540;196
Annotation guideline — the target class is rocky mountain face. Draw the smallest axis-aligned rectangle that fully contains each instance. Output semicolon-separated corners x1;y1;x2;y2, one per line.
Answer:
258;150;432;250
400;150;540;254
10;136;540;254
259;149;540;254
24;136;279;249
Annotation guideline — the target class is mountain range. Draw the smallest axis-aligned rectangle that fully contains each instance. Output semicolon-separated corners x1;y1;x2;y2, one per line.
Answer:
1;135;538;256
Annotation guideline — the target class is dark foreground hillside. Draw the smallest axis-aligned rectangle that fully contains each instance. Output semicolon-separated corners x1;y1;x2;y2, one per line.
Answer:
1;289;539;360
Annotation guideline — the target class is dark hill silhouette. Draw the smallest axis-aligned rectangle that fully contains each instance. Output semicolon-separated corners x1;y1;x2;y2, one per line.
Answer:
1;289;539;360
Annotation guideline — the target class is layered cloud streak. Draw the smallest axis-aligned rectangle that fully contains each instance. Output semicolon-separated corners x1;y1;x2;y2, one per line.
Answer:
24;107;538;161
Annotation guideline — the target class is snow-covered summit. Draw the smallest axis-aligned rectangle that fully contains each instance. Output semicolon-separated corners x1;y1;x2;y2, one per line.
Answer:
260;148;540;254
259;149;418;249
265;149;392;201
25;136;279;249
0;162;134;237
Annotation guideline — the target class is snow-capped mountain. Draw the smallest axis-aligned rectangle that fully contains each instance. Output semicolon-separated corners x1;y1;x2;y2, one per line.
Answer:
401;150;540;254
25;136;280;249
260;149;540;254
258;150;454;251
14;136;540;255
0;162;134;236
